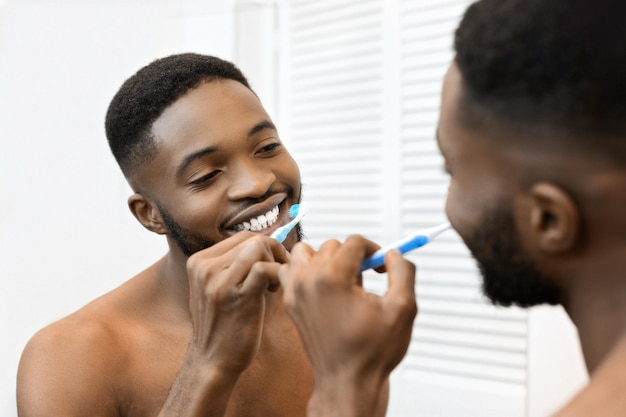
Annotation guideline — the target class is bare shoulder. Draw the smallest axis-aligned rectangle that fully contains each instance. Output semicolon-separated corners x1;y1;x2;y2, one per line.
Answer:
17;301;127;417
17;263;190;417
15;268;163;417
553;337;626;417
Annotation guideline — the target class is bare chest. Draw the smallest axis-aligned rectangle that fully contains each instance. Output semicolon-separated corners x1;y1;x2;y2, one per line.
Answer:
117;320;313;417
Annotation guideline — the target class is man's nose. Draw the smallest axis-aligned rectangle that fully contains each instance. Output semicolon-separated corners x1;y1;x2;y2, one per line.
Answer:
227;159;276;200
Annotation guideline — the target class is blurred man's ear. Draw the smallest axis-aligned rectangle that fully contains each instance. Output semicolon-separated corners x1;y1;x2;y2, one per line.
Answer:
128;193;167;235
528;182;580;253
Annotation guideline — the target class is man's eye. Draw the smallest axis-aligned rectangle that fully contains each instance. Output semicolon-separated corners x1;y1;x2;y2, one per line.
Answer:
257;143;281;155
190;171;220;188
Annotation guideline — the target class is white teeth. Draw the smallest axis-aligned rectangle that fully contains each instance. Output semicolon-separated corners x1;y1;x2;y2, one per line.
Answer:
232;205;280;232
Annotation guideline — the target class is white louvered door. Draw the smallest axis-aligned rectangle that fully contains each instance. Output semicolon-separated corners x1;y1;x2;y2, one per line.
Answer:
391;1;527;416
282;0;386;245
277;1;586;416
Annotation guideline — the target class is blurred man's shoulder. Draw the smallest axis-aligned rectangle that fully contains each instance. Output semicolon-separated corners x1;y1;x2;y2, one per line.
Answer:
552;335;626;417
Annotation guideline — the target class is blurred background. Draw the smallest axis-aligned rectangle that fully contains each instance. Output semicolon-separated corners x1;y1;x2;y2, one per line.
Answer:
0;0;588;416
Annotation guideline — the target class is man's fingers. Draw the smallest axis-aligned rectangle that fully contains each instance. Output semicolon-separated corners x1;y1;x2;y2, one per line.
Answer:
265;235;292;264
224;236;289;284
186;232;260;281
329;235;381;279
277;241;314;288
385;249;416;295
383;249;418;314
244;261;281;293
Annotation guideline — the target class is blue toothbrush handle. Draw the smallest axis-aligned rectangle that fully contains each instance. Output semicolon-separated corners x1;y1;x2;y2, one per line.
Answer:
272;225;292;243
359;235;429;272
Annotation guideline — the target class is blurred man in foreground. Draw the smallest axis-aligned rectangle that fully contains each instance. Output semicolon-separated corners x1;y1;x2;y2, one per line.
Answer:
278;1;626;416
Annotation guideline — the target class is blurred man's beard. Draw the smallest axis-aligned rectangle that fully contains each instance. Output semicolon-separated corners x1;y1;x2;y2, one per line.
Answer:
464;202;561;307
158;205;305;257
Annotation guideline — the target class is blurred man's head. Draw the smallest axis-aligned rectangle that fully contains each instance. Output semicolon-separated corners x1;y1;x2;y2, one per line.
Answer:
437;0;626;306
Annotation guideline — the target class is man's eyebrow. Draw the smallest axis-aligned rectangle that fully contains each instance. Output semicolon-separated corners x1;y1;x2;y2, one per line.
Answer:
248;120;276;137
176;146;218;178
176;121;276;178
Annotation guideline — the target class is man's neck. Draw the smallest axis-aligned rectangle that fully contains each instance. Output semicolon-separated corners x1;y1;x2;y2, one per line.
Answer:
562;250;626;373
158;246;193;315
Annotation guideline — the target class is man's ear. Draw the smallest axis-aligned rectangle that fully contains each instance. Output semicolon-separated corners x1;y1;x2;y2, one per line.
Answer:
127;193;167;235
528;182;581;253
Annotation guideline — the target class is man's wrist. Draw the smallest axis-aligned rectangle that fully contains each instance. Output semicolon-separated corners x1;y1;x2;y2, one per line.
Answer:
157;349;243;417
308;372;388;417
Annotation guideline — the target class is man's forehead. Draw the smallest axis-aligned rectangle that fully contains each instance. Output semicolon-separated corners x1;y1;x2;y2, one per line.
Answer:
152;80;265;140
131;80;272;188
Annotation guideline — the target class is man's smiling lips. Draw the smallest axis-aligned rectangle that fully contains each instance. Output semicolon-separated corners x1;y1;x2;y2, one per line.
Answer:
223;193;291;235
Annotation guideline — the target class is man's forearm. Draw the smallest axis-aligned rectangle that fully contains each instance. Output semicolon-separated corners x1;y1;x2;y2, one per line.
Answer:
157;354;240;417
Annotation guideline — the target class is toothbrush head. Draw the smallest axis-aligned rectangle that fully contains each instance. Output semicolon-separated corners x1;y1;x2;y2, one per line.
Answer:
288;203;300;218
271;203;308;243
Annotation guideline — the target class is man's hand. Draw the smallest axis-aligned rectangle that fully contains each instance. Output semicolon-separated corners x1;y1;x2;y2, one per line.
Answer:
186;232;288;375
156;232;289;417
278;236;417;417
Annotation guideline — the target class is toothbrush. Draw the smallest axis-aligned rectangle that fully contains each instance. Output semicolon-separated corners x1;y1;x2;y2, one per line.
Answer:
271;203;308;243
359;222;452;272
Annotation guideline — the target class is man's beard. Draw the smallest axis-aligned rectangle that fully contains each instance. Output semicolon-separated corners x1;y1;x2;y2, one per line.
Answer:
158;205;304;257
465;203;561;308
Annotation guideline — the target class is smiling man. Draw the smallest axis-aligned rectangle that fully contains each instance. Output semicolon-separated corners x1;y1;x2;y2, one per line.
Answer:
17;54;313;417
278;0;626;416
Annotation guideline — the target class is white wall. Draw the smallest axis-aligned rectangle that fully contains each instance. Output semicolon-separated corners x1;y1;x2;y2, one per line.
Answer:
0;1;244;415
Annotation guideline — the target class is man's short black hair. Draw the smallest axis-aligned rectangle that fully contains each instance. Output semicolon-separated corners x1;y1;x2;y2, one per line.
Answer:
454;0;626;144
105;53;252;178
